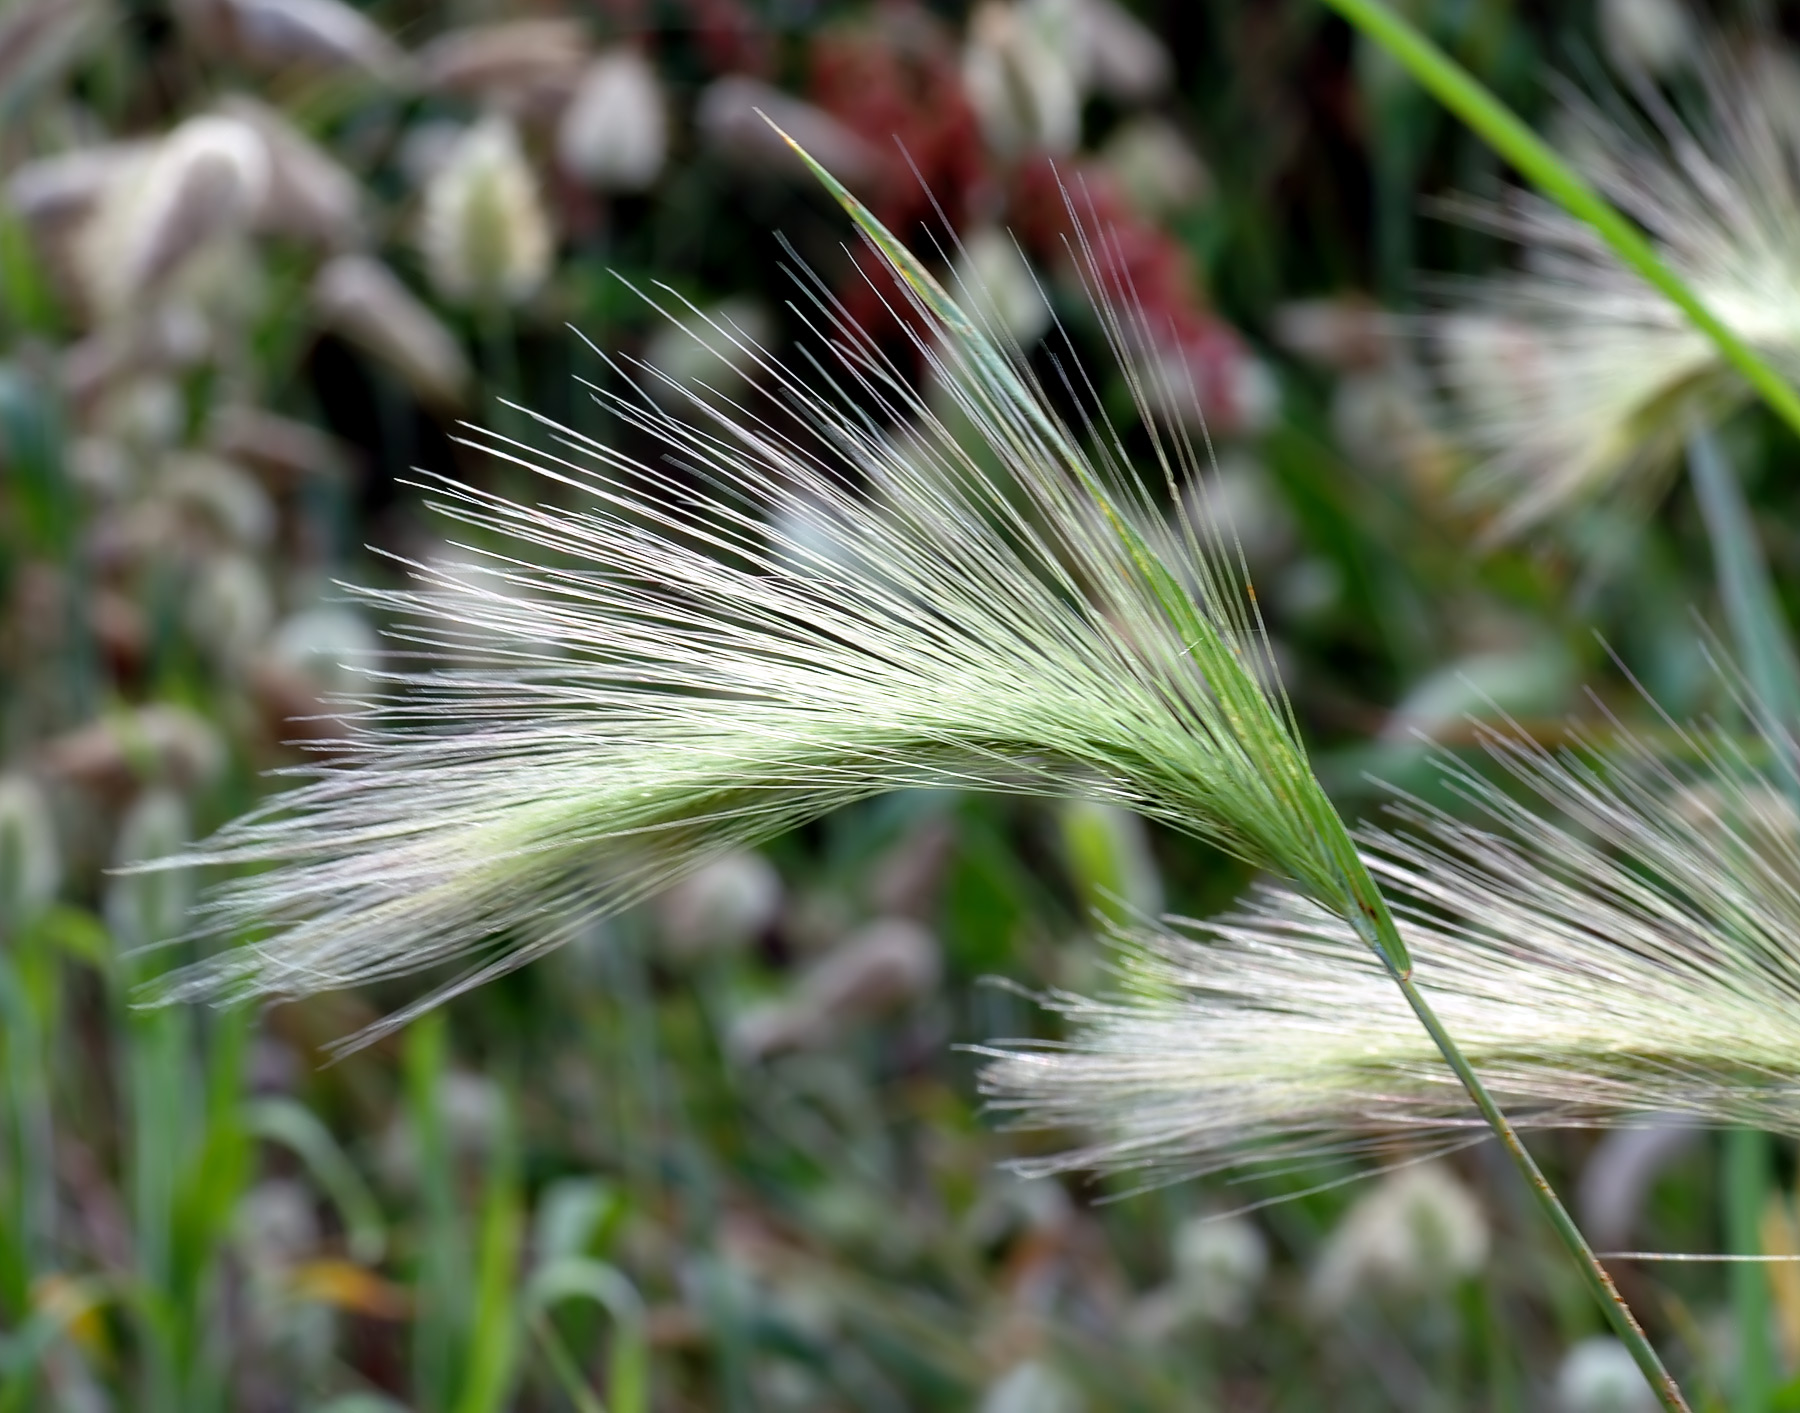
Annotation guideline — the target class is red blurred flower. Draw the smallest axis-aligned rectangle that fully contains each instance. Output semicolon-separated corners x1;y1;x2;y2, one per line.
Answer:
1011;156;1263;434
808;8;987;234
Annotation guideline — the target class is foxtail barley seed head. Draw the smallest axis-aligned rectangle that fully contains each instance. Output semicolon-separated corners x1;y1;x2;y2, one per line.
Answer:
150;139;1392;1046
418;116;552;308
194;0;409;85
981;704;1800;1183
1558;1336;1661;1413
1435;43;1800;534
963;3;1083;158
79;113;269;318
415;20;589;109
1598;0;1695;77
218;95;364;250
1308;1163;1488;1313
1128;1211;1267;1334
311;254;472;410
557;49;669;193
980;1361;1085;1413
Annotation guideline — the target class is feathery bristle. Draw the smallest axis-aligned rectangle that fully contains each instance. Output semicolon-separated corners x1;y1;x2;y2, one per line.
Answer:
981;703;1800;1184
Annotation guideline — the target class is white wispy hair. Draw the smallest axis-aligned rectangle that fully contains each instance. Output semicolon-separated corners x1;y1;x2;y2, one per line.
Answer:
153;149;1373;1045
1435;44;1800;534
982;703;1800;1185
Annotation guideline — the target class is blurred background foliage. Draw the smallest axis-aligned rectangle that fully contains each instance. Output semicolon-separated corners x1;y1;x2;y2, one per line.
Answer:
0;0;1795;1407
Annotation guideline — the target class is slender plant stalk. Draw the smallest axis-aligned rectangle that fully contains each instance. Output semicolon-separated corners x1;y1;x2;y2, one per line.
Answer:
1318;0;1800;447
1688;428;1800;729
1725;1128;1773;1411
1352;910;1693;1412
1687;425;1798;1413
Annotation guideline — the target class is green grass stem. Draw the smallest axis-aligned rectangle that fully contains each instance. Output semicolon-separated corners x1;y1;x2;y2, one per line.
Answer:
1686;426;1794;1412
1382;949;1692;1412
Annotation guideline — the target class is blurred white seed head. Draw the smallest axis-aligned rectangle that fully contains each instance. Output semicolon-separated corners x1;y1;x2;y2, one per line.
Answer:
1309;1164;1489;1315
980;1360;1085;1413
159;452;278;550
187;552;276;670
1171;1213;1268;1326
235;1178;321;1274
1330;360;1447;483
396;119;467;189
1558;1336;1660;1413
641;297;773;401
96;375;186;453
210;405;347;485
1378;641;1575;742
1183;453;1295;573
217;95;364;250
192;0;408;84
267;606;381;701
1271;295;1388;372
955;229;1052;346
1132;335;1277;439
1577;1120;1701;1253
44;704;225;795
654;849;782;961
6;141;153;235
1026;0;1170;103
0;0;105;103
312;254;471;409
964;2;1082;158
697;76;879;185
557;49;668;193
1599;0;1695;78
418;117;552;308
0;775;61;927
1098;117;1210;219
379;1070;506;1187
106;788;195;951
417;20;588;116
1434;45;1800;533
78;114;270;320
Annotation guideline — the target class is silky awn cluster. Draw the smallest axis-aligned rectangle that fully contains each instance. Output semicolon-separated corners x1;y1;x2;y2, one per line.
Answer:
156;147;1386;1057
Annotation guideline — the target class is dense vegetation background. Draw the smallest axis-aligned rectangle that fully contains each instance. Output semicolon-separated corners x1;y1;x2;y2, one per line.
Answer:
0;0;1790;1406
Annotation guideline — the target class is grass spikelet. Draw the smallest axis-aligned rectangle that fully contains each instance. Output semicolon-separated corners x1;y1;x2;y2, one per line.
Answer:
981;704;1800;1185
150;141;1403;1043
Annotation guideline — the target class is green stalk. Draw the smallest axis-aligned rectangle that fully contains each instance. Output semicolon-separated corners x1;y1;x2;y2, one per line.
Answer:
1371;928;1691;1412
1724;1128;1772;1411
1319;0;1800;446
1687;425;1798;1412
1687;428;1800;730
